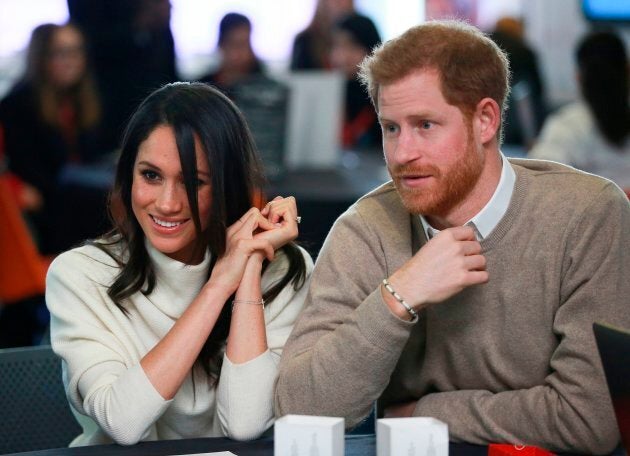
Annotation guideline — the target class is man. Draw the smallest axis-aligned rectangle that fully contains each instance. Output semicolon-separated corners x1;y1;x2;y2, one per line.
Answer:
275;21;630;454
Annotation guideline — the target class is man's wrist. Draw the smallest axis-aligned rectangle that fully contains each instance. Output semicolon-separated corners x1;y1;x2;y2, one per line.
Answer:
381;280;418;322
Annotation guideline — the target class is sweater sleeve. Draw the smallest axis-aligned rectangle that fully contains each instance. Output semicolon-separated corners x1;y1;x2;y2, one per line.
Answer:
215;246;313;440
412;183;630;455
46;250;171;445
275;206;416;428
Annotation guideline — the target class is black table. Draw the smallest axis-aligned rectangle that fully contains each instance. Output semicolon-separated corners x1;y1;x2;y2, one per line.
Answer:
6;435;626;456
5;435;493;456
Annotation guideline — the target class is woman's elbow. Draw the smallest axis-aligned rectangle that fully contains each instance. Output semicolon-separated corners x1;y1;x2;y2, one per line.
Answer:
105;427;145;446
225;420;271;441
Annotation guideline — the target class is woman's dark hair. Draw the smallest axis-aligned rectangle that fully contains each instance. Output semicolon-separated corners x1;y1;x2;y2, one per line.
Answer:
25;22;101;129
334;13;381;53
576;30;629;147
98;82;306;382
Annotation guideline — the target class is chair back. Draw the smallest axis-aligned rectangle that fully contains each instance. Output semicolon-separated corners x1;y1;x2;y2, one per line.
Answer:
0;345;81;453
593;322;630;453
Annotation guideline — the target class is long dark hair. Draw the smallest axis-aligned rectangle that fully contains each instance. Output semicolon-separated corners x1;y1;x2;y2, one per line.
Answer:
576;30;630;147
97;82;306;382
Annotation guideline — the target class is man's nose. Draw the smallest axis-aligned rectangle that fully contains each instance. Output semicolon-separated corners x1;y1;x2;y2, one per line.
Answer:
393;128;423;164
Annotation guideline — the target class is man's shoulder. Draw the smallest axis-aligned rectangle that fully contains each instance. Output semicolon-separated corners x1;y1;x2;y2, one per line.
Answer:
327;181;414;247
355;180;403;212
510;158;626;208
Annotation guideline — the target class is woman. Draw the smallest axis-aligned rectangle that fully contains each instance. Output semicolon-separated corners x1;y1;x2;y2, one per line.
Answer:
530;30;630;193
290;0;355;70
330;13;382;149
0;22;108;253
46;82;312;445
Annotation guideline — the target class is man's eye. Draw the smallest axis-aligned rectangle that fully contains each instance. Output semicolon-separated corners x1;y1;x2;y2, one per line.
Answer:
421;121;433;130
384;124;399;134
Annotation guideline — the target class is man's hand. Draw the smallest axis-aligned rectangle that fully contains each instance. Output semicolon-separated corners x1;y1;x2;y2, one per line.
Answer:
384;226;488;316
384;400;418;418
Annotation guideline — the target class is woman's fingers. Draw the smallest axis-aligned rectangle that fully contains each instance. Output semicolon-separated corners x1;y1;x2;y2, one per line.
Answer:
246;238;275;261
264;196;298;225
261;195;284;216
227;207;276;239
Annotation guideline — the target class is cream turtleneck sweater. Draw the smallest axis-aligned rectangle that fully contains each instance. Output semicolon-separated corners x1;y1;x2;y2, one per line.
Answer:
46;241;312;446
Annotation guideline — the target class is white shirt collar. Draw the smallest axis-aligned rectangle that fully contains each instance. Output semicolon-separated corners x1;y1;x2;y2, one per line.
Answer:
420;152;516;241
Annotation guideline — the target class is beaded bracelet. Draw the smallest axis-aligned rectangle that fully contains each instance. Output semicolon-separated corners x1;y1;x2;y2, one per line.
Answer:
382;279;418;322
232;299;265;309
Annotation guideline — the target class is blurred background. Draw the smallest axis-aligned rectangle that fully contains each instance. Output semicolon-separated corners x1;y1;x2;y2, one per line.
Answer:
1;0;629;347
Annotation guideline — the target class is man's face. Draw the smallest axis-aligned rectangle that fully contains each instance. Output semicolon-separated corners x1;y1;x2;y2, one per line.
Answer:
378;69;486;219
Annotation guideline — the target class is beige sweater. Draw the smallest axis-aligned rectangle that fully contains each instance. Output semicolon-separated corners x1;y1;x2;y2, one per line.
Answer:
275;159;630;454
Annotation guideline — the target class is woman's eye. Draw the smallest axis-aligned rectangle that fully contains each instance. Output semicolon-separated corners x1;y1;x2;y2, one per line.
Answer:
141;170;160;181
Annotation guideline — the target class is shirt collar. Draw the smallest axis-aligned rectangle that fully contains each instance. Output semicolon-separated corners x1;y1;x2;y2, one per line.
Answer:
420;152;515;241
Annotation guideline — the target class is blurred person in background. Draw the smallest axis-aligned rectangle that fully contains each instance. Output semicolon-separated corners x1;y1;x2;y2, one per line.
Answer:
0;23;108;254
530;30;630;195
68;0;177;147
490;17;547;148
199;13;264;95
290;0;355;70
330;13;381;150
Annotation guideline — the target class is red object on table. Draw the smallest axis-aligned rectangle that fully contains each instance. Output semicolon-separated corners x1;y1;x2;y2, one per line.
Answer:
488;444;555;456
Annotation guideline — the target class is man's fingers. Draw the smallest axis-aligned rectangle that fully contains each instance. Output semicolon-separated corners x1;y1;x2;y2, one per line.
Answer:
445;225;477;241
461;240;483;256
463;254;487;271
465;270;489;285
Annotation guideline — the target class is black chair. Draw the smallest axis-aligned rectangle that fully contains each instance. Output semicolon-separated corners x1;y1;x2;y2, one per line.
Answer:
593;322;630;454
0;345;81;453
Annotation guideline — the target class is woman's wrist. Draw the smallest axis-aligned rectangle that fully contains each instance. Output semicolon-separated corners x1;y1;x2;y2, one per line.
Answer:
200;280;235;303
245;251;265;271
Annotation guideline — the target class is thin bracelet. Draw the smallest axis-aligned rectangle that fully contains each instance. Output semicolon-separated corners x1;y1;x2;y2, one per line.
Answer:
382;279;418;322
232;299;265;309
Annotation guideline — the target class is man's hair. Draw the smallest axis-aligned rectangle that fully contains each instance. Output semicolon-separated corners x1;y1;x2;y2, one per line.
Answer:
358;20;511;140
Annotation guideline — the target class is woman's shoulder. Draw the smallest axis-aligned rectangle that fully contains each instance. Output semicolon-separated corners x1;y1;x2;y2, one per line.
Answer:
48;240;125;283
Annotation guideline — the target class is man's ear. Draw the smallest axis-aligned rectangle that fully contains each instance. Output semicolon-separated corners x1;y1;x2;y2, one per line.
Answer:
474;97;501;144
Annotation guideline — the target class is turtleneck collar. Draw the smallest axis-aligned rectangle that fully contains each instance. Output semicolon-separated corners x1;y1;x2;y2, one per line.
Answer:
144;239;211;319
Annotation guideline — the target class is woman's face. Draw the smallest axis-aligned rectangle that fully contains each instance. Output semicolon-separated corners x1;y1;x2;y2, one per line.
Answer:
46;26;86;89
131;125;212;264
330;30;367;78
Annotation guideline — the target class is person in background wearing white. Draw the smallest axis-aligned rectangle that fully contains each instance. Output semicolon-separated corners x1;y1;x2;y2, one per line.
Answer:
46;82;312;445
530;30;630;195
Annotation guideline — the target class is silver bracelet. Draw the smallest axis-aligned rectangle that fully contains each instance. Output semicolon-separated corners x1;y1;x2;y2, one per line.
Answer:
232;299;265;309
382;279;418;322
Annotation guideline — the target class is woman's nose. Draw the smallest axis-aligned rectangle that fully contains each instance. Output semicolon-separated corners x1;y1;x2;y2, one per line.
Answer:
155;182;184;213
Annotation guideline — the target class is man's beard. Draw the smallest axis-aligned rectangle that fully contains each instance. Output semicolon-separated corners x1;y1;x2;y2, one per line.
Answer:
389;139;485;217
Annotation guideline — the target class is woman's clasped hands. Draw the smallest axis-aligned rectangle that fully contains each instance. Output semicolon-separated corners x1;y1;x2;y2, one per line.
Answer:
209;196;300;295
